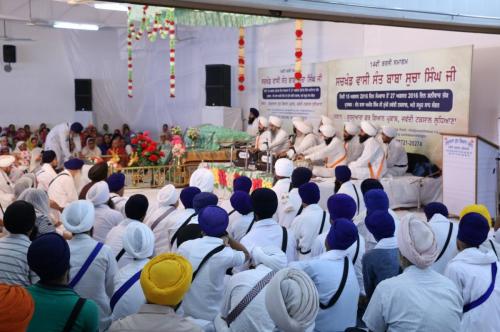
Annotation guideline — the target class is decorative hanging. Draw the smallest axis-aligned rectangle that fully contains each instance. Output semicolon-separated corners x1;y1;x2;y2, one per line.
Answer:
169;18;176;97
238;27;245;92
294;19;303;90
127;6;176;98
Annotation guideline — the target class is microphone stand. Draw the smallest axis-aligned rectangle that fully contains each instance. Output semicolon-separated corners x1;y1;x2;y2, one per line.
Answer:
410;170;442;210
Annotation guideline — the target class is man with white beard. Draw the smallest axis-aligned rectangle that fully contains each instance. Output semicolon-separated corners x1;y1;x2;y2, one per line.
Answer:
47;158;83;210
285;120;316;159
379;126;408;177
260;116;288;156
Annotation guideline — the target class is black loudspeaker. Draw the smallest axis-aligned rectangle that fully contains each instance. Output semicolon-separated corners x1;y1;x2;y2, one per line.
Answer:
206;64;231;107
3;45;16;63
75;79;92;111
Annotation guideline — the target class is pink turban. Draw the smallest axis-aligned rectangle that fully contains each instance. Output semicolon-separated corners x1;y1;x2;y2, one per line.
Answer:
397;214;438;268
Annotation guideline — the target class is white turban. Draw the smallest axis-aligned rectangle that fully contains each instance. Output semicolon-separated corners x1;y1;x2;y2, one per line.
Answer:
360;121;377;137
382;126;397;138
321;115;334;126
157;184;179;207
397;214;439;269
344;122;359;136
265;268;319;332
86;181;110;206
62;200;95;234
253;246;287;271
258;117;268;127
0;155;15;168
319;125;335;138
189;168;215;193
275;158;294;177
14;175;35;198
293;120;312;135
123;222;155;259
269;116;282;128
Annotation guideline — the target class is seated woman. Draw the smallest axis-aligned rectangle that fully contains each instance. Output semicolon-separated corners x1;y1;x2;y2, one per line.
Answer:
107;135;129;166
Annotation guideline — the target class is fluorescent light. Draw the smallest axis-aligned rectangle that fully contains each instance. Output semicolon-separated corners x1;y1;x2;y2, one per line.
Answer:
94;3;128;12
53;21;99;31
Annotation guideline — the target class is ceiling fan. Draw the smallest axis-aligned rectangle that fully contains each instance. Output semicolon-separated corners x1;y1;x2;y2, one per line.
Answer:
0;19;35;42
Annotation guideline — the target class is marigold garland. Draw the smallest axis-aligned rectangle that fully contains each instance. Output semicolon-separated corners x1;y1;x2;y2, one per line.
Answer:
294;19;303;90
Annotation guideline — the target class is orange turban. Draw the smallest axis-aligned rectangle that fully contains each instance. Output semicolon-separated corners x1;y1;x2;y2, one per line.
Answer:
0;284;35;332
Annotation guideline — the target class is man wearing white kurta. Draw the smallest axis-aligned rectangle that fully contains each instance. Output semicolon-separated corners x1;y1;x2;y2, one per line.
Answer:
253;117;271;152
291;182;330;261
105;194;149;268
214;246;287;332
111;223;154;321
291;218;360;332
86;181;124;243
35;150;58;192
380;126;408;177
349;121;387;180
424;203;458;274
364;215;462;332
272;158;300;228
246;108;260;137
47;158;83;209
335;166;366;218
0;155;16;218
304;125;346;178
227;191;255;242
62;200;118;331
343;122;363;163
286;120;316;159
144;184;179;254
107;173;128;216
241;188;297;266
178;206;248;323
44;122;83;168
259;116;289;156
445;212;500;332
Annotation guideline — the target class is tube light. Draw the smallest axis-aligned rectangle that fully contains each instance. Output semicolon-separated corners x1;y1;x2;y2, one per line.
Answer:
53;21;99;31
93;3;128;12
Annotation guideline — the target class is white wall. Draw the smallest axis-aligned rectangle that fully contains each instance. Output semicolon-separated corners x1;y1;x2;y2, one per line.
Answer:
2;20;500;142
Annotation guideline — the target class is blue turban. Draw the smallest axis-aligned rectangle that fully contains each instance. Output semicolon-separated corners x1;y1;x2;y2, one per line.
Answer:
107;173;125;192
180;187;201;209
193;192;218;213
327;194;356;221
424;202;449;220
299;182;320;205
64;158;84;170
125;194;149;221
335;166;351;183
458;212;490;247
251;188;278;219
291;167;312;189
365;210;395;241
326;218;358;250
27;233;70;281
230;191;253;215
70;122;83;133
365;189;389;215
233;176;252;194
361;179;384;196
198;206;229;237
42;150;56;163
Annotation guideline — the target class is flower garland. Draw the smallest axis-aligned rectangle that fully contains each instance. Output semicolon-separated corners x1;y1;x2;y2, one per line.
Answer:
127;6;175;98
238;27;245;92
294;19;303;90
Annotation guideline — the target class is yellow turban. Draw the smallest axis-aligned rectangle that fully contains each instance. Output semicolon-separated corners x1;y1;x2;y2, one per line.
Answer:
140;253;193;306
0;284;35;332
460;204;493;227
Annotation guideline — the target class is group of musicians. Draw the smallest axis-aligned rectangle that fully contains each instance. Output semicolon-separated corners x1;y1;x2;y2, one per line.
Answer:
245;108;408;180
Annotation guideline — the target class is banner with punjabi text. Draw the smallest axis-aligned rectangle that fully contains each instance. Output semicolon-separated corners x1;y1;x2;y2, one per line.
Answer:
328;45;473;164
258;62;328;131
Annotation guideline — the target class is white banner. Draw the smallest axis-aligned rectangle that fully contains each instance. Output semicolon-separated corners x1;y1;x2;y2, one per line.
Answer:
328;45;473;164
258;62;328;131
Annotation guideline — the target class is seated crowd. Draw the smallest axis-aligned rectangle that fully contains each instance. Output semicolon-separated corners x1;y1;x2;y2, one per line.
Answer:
0;145;499;331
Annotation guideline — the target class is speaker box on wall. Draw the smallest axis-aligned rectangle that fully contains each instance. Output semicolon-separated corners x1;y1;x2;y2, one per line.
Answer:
3;45;16;63
205;64;231;107
75;79;92;111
